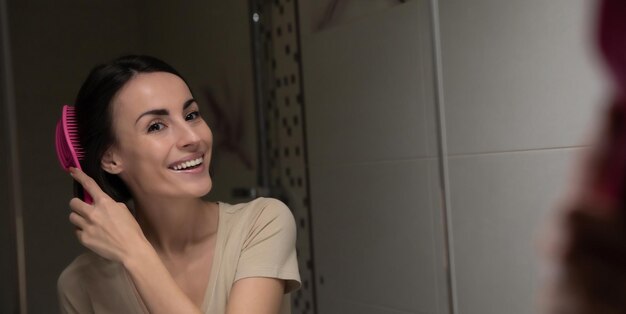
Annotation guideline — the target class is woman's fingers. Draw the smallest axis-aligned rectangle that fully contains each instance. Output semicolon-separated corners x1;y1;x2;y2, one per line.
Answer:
69;211;88;229
75;229;83;242
69;167;106;203
69;197;94;220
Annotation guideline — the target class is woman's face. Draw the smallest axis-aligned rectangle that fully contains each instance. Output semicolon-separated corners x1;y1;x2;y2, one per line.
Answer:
106;72;213;199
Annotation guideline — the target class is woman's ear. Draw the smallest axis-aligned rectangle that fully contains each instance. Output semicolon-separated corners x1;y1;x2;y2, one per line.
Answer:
101;148;123;174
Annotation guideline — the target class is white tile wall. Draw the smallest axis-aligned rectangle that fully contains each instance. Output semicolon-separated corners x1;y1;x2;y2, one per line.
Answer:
319;298;421;314
301;0;600;313
300;1;450;313
302;0;438;166
439;0;605;154
438;1;608;313
448;148;583;314
309;160;444;314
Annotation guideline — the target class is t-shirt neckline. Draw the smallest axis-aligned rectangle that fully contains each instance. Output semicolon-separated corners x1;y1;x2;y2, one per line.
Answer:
124;201;224;314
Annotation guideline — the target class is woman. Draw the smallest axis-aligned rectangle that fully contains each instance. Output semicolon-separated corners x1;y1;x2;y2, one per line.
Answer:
57;55;301;314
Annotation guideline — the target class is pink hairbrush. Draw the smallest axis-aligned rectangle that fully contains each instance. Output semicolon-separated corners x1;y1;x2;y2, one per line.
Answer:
55;105;93;204
598;0;626;97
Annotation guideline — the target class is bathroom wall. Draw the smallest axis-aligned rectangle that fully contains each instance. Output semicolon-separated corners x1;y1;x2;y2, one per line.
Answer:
6;1;143;312
260;0;317;312
0;100;18;311
298;1;451;313
298;0;605;313
135;0;258;204
0;125;18;313
439;0;604;313
1;0;19;311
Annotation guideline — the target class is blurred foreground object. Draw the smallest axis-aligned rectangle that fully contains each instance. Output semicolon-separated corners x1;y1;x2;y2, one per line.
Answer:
549;0;626;313
598;0;626;98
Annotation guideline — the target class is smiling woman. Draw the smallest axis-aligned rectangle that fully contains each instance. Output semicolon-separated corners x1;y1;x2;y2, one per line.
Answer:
55;55;301;314
100;71;214;200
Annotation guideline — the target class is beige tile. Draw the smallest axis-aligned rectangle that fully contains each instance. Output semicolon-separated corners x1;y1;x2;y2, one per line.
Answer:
301;0;438;166
310;159;447;313
440;0;604;154
448;148;584;314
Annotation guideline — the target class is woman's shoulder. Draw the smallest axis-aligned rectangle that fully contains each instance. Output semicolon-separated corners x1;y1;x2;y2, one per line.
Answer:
223;197;292;219
225;197;301;292
58;251;122;291
220;197;295;231
58;252;140;311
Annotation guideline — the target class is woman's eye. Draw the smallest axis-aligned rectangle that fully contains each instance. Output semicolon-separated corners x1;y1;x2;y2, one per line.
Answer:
147;122;165;133
185;111;200;121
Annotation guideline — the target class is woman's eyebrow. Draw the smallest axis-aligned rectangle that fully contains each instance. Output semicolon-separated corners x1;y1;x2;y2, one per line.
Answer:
183;98;196;110
135;98;196;125
135;109;168;125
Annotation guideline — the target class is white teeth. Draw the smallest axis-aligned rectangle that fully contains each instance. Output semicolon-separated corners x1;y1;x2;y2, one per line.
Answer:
172;157;203;170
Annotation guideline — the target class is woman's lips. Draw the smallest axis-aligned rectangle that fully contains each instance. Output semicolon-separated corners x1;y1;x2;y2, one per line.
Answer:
169;161;206;174
167;153;207;174
167;153;205;169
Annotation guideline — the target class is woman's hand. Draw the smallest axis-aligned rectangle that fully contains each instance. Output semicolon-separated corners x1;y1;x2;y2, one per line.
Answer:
68;167;147;263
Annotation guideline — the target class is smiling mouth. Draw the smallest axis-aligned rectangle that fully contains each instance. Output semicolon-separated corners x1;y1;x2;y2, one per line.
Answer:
169;155;204;171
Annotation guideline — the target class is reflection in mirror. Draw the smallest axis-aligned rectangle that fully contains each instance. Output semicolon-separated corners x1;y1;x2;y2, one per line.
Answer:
0;0;607;313
2;0;312;312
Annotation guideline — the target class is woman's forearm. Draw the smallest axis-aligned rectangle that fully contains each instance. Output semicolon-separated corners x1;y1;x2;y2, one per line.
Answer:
123;239;202;314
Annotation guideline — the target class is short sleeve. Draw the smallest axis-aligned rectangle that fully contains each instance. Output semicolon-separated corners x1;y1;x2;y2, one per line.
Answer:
57;266;93;314
234;198;301;293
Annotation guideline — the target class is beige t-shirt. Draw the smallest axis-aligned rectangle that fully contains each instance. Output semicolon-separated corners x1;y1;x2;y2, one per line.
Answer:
57;197;301;314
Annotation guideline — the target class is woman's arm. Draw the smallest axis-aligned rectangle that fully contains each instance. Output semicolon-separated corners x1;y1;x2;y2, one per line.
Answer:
68;168;202;314
226;278;285;314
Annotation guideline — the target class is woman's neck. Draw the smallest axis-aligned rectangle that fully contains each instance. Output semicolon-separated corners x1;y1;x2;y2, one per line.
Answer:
132;196;219;257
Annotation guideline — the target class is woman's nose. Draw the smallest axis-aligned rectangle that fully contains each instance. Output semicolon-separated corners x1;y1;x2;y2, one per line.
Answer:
176;123;201;149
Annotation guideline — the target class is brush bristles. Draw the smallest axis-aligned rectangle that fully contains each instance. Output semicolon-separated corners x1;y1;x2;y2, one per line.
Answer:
64;106;85;160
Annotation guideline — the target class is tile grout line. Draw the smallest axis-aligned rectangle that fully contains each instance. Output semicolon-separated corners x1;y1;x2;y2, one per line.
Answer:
428;0;458;313
447;145;588;159
305;145;588;169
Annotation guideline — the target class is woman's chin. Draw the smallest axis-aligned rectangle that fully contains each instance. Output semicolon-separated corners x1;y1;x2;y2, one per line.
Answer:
195;181;213;197
176;176;211;197
190;178;213;197
167;169;212;196
136;171;212;199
